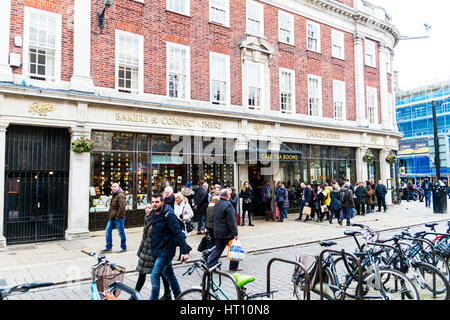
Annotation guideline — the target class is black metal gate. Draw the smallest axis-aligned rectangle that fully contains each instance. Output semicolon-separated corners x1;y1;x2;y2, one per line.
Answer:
4;125;70;245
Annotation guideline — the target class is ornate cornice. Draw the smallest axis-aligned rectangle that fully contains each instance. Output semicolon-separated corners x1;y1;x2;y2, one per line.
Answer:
301;0;401;47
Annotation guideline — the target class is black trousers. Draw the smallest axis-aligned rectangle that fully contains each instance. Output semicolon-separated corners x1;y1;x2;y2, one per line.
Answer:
241;202;253;225
377;196;387;211
355;202;365;215
135;273;171;295
206;238;239;270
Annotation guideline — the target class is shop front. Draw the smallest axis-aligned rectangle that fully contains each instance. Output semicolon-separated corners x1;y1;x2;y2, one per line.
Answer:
88;131;235;230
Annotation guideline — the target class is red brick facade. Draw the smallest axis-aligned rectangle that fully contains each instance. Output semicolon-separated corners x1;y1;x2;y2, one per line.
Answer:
8;0;391;123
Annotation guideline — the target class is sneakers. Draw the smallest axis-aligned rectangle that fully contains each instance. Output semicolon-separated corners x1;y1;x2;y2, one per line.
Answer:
100;248;112;254
229;268;243;272
337;220;342;225
119;248;127;253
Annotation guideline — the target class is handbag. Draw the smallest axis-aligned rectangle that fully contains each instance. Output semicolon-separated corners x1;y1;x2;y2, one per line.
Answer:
185;219;195;233
302;206;311;216
275;205;280;220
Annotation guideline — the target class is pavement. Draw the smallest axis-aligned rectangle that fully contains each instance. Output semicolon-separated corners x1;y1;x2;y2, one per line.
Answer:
0;199;449;289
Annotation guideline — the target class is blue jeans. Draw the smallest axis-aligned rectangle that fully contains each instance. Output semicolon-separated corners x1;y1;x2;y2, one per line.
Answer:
150;257;182;300
105;218;126;250
339;208;353;226
283;208;288;219
425;191;431;207
298;201;310;220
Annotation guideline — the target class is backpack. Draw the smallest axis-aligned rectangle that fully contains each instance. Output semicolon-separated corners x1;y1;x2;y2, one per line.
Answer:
266;187;273;200
340;189;349;204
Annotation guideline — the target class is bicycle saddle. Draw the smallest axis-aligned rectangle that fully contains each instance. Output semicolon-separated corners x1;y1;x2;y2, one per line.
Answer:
233;273;255;288
413;231;426;238
425;223;439;228
344;230;361;236
319;241;337;247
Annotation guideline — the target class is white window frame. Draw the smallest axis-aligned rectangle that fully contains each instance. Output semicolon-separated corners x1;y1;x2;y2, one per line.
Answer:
366;86;378;124
307;74;322;117
167;0;190;16
209;0;230;27
115;30;144;95
333;80;346;121
365;39;376;68
278;10;294;45
166;42;191;100
331;29;345;60
247;61;264;110
23;7;62;84
209;51;230;105
246;0;264;37
306;21;321;53
279;68;295;114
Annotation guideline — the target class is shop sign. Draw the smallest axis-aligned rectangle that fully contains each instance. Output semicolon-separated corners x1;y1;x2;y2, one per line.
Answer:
28;102;56;116
260;152;300;161
306;130;340;140
114;112;223;130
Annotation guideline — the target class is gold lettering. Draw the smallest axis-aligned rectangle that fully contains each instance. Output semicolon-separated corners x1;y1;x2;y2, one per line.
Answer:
28;102;56;116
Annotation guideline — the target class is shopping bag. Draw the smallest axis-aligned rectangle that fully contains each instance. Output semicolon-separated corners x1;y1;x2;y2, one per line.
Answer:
236;213;241;226
320;205;328;213
275;205;280;220
351;208;355;218
302;206;311;216
227;239;245;261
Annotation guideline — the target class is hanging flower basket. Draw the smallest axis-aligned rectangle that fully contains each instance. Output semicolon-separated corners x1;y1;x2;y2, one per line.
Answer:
363;151;375;164
385;151;397;164
72;136;94;153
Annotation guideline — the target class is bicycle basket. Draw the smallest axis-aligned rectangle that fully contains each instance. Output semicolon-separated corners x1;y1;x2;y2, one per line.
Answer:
95;264;126;297
435;242;450;259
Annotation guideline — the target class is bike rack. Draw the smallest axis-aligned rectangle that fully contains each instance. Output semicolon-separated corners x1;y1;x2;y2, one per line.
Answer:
201;266;242;300
266;257;311;300
318;249;364;300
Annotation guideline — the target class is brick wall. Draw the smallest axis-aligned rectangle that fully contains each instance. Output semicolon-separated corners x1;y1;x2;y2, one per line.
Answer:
9;0;388;124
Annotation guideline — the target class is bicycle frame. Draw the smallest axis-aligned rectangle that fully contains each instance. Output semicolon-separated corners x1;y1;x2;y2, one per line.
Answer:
201;264;242;300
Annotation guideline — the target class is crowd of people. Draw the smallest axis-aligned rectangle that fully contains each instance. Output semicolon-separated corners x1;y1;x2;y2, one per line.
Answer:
100;177;391;300
400;178;450;208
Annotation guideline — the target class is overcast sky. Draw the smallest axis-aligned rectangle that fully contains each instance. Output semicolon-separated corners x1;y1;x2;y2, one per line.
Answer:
369;0;450;90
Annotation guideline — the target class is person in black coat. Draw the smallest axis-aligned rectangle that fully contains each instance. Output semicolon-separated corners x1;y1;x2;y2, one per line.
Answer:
194;181;209;234
206;189;241;271
296;183;312;222
375;180;388;212
239;181;254;226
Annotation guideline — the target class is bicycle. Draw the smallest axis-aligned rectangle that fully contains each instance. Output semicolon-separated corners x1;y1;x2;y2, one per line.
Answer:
81;249;143;300
336;224;419;300
1;282;53;300
374;230;450;300
177;246;277;300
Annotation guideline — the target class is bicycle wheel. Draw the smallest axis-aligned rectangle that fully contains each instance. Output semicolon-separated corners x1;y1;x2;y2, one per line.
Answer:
410;262;450;300
423;253;450;283
333;255;365;300
176;288;219;300
293;267;335;300
361;268;419;300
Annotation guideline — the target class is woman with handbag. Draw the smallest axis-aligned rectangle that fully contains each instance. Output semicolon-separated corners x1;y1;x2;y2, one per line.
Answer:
239;181;254;226
174;193;194;236
315;185;326;223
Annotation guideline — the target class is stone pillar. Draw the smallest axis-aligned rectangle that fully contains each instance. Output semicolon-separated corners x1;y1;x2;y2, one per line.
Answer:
356;146;368;183
65;126;92;241
354;33;367;127
70;0;95;92
390;51;398;131
378;43;389;130
0;0;13;82
380;148;393;205
0;121;8;248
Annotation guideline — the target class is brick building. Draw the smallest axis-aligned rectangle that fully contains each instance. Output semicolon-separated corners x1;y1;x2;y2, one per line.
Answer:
0;0;401;246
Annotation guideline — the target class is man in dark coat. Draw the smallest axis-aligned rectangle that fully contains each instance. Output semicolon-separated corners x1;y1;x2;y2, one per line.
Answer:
149;194;189;300
355;181;368;216
296;183;312;222
375;180;388;212
206;189;240;271
338;182;355;226
194;181;209;234
101;183;127;253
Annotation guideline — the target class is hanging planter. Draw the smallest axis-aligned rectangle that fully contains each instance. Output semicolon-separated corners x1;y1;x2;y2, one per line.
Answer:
385;151;397;164
72;136;94;153
362;151;375;164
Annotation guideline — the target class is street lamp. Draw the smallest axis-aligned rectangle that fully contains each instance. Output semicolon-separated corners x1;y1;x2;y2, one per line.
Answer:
97;0;115;29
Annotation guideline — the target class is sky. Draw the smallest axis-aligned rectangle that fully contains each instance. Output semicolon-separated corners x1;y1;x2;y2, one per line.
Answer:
369;0;450;90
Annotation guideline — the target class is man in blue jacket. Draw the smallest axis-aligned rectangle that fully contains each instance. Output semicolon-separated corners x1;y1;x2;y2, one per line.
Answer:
149;194;189;300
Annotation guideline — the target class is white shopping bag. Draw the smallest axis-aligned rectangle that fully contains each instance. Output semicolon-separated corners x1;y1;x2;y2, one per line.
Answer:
227;239;245;261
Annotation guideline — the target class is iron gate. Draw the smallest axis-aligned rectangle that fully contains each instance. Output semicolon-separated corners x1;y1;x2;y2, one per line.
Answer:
4;125;70;245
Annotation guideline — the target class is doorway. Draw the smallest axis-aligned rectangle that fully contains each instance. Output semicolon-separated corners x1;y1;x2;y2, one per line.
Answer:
248;164;270;217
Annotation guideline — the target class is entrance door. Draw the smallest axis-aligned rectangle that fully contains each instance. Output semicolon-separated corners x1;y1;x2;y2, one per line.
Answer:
248;165;268;217
4;126;70;245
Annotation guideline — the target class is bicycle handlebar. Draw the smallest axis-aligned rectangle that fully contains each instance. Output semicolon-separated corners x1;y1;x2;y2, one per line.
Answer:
107;281;143;300
81;249;96;256
1;282;54;299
